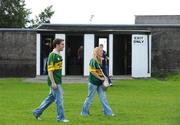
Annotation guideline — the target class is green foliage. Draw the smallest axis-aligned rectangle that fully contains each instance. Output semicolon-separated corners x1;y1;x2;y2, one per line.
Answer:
0;0;54;28
0;78;179;125
0;0;31;28
29;5;54;28
152;72;180;81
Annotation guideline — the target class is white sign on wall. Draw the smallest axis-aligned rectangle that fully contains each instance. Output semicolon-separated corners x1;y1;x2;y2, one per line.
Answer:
133;36;145;44
132;34;151;78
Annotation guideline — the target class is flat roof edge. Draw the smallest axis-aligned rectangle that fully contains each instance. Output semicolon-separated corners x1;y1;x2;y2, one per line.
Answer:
36;29;151;33
38;23;180;28
0;28;36;32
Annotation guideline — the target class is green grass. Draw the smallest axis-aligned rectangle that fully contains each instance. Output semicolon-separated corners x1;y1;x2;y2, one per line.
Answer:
0;78;180;125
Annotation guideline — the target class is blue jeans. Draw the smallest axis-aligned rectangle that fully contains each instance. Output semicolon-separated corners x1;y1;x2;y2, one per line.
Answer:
81;82;113;116
104;64;109;76
33;84;65;121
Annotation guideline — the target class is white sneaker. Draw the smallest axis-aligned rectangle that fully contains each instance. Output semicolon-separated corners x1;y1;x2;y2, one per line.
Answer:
112;114;115;116
36;117;42;120
61;119;69;123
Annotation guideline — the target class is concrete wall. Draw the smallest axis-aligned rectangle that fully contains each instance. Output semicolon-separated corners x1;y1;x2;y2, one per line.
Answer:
135;15;180;24
135;15;180;73
150;27;180;73
0;30;36;77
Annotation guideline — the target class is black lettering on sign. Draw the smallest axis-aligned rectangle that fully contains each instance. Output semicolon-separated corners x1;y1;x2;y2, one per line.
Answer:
133;36;144;44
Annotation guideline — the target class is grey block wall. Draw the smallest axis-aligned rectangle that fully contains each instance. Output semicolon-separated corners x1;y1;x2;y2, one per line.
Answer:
135;15;180;73
0;29;36;77
151;27;180;72
135;15;180;24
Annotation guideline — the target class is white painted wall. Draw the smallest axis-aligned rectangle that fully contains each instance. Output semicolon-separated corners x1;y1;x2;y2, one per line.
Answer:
132;34;151;77
55;34;66;76
109;34;113;76
84;34;95;76
36;34;41;76
148;35;152;76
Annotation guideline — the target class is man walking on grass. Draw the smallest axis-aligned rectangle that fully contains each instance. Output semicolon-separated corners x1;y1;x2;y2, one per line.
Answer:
33;38;69;123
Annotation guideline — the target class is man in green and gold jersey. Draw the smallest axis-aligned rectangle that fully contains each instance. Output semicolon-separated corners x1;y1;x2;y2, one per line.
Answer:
33;38;69;123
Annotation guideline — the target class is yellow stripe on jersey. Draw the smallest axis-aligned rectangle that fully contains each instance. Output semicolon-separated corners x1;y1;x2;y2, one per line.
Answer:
89;66;103;76
89;66;97;72
48;61;62;71
48;64;55;71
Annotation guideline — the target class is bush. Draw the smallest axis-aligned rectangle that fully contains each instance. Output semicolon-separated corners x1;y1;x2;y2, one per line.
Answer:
152;72;180;81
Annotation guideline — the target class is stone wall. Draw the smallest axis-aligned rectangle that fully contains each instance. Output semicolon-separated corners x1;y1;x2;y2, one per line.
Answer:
0;29;36;77
151;27;180;72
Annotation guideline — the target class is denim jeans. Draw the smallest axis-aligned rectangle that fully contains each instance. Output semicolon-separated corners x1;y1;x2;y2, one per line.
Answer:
43;57;48;75
33;84;65;121
104;64;109;76
81;81;113;116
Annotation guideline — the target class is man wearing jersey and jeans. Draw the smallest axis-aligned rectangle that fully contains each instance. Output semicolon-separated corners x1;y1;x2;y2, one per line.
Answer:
33;38;69;123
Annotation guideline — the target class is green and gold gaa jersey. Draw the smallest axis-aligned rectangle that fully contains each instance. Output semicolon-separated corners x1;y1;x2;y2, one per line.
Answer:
47;52;63;86
88;58;103;86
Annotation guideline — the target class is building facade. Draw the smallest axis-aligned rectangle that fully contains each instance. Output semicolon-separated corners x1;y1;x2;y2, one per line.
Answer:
0;24;180;77
36;24;151;78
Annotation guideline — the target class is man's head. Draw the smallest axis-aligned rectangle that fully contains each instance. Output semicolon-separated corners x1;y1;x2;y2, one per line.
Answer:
53;38;64;52
99;44;104;49
80;45;83;49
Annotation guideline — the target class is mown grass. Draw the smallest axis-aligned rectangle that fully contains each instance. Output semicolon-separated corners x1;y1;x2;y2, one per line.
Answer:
0;76;180;125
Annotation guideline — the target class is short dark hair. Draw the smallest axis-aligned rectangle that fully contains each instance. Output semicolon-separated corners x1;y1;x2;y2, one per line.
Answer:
99;44;103;47
53;38;64;48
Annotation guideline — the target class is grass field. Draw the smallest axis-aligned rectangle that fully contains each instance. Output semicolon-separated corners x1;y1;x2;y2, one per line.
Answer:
0;75;180;125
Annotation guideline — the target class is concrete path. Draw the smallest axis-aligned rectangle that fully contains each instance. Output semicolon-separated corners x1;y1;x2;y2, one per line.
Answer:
24;75;132;84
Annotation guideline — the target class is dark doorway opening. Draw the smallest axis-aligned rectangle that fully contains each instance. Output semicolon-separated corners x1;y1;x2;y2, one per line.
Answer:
66;34;84;75
113;34;131;75
41;34;55;75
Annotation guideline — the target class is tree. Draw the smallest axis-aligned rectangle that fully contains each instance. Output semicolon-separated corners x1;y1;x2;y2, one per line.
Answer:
0;0;31;28
29;5;54;28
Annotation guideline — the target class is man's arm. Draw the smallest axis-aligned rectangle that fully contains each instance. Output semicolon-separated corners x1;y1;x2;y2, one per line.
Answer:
48;71;57;89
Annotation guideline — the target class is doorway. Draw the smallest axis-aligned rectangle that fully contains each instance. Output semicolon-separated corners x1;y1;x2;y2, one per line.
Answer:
66;34;84;75
40;34;54;75
113;34;131;75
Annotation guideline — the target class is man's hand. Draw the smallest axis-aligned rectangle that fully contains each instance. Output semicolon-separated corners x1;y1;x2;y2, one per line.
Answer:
51;82;57;89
